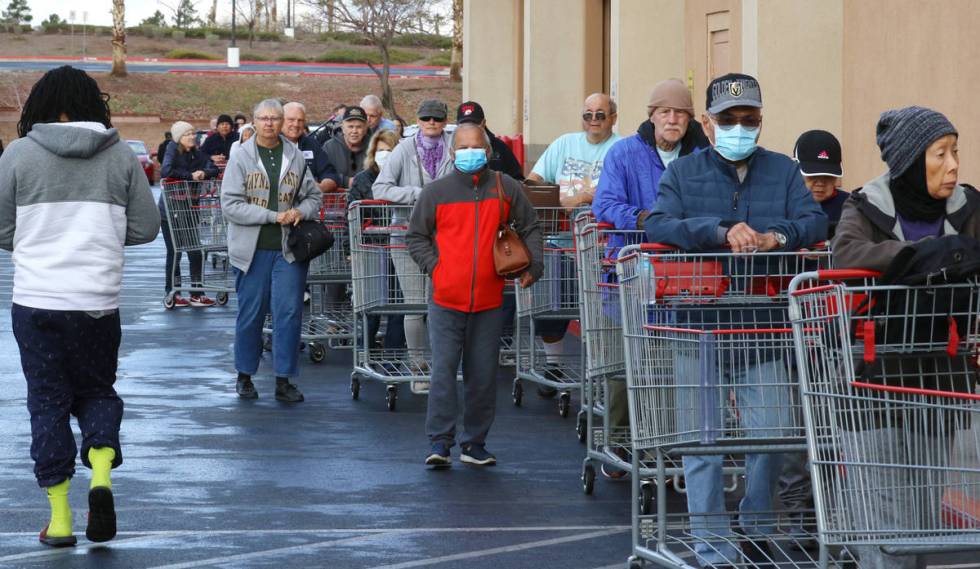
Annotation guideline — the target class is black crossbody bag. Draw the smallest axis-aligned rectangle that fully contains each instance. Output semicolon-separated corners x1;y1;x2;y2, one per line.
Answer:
287;162;334;262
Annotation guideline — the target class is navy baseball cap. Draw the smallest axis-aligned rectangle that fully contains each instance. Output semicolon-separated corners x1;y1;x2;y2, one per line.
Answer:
706;73;762;115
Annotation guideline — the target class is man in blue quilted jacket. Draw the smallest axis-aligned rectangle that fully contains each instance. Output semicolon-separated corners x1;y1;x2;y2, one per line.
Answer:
644;73;826;568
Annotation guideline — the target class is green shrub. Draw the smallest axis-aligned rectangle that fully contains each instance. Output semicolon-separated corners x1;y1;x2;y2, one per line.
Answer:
165;48;222;60
171;30;186;41
392;33;452;49
317;31;372;45
205;33;220;46
315;48;420;65
276;54;307;62
256;31;281;41
426;52;451;67
240;52;268;61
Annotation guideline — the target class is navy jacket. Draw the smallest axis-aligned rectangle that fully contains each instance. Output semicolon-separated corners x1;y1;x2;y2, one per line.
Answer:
160;144;218;181
487;126;524;181
296;134;340;185
645;147;827;252
200;131;238;159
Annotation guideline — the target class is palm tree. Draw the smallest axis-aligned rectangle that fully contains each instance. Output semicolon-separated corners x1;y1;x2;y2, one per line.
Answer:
110;0;127;77
449;0;462;82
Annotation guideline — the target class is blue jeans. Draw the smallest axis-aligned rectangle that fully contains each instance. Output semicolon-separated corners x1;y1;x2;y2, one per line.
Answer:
675;355;794;565
234;250;309;378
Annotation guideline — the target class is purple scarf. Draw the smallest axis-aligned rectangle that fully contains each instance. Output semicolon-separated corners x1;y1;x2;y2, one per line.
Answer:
415;133;444;180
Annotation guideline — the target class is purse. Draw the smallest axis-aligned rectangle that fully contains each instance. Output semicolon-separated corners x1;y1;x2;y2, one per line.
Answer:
492;172;531;277
288;219;334;262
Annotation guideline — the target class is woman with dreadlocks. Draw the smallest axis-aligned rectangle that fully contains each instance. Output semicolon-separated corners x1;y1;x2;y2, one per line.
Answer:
0;66;159;547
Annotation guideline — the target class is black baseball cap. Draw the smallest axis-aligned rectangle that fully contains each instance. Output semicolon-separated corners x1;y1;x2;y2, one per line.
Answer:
706;73;762;114
456;101;485;125
342;106;368;122
794;130;843;177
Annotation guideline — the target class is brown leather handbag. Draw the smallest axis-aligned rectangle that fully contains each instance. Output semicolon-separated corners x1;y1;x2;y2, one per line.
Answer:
492;172;531;277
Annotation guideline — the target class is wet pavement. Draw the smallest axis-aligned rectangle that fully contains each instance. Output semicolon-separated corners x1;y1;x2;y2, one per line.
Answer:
0;187;637;568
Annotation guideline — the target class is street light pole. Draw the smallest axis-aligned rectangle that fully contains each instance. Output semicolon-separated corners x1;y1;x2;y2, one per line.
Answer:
231;0;237;47
228;0;240;68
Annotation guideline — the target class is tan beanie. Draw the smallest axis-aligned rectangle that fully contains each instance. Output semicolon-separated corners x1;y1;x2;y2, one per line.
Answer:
647;79;694;116
170;121;195;142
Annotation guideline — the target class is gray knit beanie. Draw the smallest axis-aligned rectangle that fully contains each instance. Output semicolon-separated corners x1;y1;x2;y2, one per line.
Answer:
876;106;957;176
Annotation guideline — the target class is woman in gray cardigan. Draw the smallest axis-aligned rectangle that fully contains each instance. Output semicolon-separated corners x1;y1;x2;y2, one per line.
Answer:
220;99;322;403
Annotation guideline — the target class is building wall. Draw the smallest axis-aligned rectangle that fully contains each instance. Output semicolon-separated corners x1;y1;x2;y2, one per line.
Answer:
843;0;980;189
609;0;686;134
462;0;523;136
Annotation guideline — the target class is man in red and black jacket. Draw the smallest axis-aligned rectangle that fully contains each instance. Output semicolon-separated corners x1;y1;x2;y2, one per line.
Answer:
408;123;543;468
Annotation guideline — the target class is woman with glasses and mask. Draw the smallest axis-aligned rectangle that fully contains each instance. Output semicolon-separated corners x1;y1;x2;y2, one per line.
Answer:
373;100;454;367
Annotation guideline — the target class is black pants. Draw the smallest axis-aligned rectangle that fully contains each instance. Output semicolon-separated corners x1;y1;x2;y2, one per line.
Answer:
12;304;124;487
160;213;203;294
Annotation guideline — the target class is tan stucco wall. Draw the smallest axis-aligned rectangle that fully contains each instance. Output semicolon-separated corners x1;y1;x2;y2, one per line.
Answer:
754;0;843;161
462;0;523;137
609;0;686;134
843;0;980;189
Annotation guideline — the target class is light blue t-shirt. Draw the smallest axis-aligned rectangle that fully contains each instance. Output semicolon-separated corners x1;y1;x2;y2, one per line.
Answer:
531;131;621;199
656;145;681;168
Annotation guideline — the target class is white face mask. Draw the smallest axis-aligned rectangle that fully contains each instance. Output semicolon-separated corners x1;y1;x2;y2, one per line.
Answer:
375;149;392;168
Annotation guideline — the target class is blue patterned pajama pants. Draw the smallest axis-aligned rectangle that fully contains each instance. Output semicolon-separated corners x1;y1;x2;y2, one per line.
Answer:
11;304;124;488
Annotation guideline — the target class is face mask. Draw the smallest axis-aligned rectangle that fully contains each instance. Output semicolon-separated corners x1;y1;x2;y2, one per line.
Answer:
713;124;760;161
375;150;391;168
454;148;488;173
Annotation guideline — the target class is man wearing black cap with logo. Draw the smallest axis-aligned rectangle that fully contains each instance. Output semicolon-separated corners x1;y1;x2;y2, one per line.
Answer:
456;101;524;181
321;105;369;190
645;73;826;568
201;113;239;168
794;130;848;238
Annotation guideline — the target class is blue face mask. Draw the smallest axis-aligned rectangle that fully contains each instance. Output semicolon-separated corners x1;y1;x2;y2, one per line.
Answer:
454;148;488;173
713;124;760;161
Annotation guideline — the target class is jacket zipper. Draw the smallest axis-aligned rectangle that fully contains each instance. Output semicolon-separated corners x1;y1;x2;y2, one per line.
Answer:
732;191;739;212
469;176;480;312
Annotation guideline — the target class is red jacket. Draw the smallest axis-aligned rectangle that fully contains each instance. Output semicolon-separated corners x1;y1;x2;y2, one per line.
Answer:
407;168;543;312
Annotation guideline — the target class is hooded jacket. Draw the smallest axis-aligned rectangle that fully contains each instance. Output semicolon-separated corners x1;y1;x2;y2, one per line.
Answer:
0;123;160;310
407;168;543;312
220;134;322;273
831;173;980;272
372;131;454;205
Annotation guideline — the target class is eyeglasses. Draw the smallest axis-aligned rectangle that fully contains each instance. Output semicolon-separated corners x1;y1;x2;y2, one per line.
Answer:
710;113;762;129
254;115;283;123
419;116;445;123
582;111;609;122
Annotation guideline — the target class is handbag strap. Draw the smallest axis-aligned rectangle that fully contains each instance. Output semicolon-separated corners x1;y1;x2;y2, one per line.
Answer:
496;172;507;229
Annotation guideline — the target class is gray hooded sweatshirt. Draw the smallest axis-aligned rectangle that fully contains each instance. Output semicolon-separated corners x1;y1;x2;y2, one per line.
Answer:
220;134;322;273
0;122;160;311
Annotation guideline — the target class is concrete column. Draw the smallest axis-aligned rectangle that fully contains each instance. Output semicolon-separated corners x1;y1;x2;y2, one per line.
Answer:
462;0;523;136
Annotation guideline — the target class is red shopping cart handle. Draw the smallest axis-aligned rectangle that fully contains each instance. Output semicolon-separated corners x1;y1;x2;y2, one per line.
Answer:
815;269;881;280
851;381;980;402
350;199;393;206
640;243;678;251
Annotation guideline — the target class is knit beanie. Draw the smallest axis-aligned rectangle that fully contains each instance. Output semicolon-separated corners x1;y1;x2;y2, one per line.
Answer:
170;121;195;142
876;106;957;176
647;79;694;116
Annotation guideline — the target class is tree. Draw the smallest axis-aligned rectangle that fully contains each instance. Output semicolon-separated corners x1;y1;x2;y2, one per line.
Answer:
235;0;261;47
161;0;200;29
139;10;167;27
110;0;127;77
449;0;461;81
207;0;217;27
2;0;33;25
430;12;444;36
41;13;63;26
302;0;429;121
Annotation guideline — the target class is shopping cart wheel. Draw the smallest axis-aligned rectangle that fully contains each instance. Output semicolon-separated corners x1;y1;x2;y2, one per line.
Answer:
512;379;523;407
576;410;587;443
163;294;176;310
385;385;397;412
558;392;571;418
309;343;326;363
639;481;654;516
350;375;360;400
215;292;229;306
582;463;596;495
628;557;645;569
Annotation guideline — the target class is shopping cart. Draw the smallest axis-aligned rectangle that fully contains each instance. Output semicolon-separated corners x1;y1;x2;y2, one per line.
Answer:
618;243;831;569
348;200;433;411
788;269;980;568
160;178;232;308
513;206;583;417
262;192;354;362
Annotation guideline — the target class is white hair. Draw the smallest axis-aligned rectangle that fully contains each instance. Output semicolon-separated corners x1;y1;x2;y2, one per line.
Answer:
283;101;306;116
360;94;383;110
253;98;284;118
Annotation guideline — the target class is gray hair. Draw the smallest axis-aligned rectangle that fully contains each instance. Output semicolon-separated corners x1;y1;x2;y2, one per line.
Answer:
449;122;492;154
360;94;383;110
253;98;284;119
283;101;306;116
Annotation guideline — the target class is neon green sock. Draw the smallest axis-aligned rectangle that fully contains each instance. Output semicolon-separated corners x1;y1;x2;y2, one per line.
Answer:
45;479;72;537
88;447;115;490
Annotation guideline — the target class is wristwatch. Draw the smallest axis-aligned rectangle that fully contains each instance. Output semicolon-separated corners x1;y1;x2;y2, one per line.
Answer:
772;232;788;248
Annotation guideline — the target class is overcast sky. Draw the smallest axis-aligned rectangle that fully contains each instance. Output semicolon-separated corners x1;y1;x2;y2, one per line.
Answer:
27;1;450;30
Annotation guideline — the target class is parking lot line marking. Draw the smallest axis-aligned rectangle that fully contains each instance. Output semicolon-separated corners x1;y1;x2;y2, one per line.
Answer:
0;534;178;563
0;525;630;538
365;528;628;569
143;533;386;569
928;565;980;569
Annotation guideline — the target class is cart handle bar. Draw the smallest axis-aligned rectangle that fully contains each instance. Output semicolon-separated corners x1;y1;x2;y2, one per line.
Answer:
643;325;793;336
638;242;829;253
851;381;980;402
816;269;881;280
348;199;394;208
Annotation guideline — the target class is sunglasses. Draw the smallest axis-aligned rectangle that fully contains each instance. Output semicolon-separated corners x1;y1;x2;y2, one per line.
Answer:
711;113;762;129
419;116;445;123
582;111;608;122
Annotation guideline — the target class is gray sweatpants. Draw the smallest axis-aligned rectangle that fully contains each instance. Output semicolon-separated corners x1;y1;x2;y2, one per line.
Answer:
425;301;504;447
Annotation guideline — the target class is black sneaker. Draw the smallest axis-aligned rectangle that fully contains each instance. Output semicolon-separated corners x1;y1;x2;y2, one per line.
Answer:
425;442;451;467
85;486;116;543
275;382;305;403
236;377;258;399
460;444;497;466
